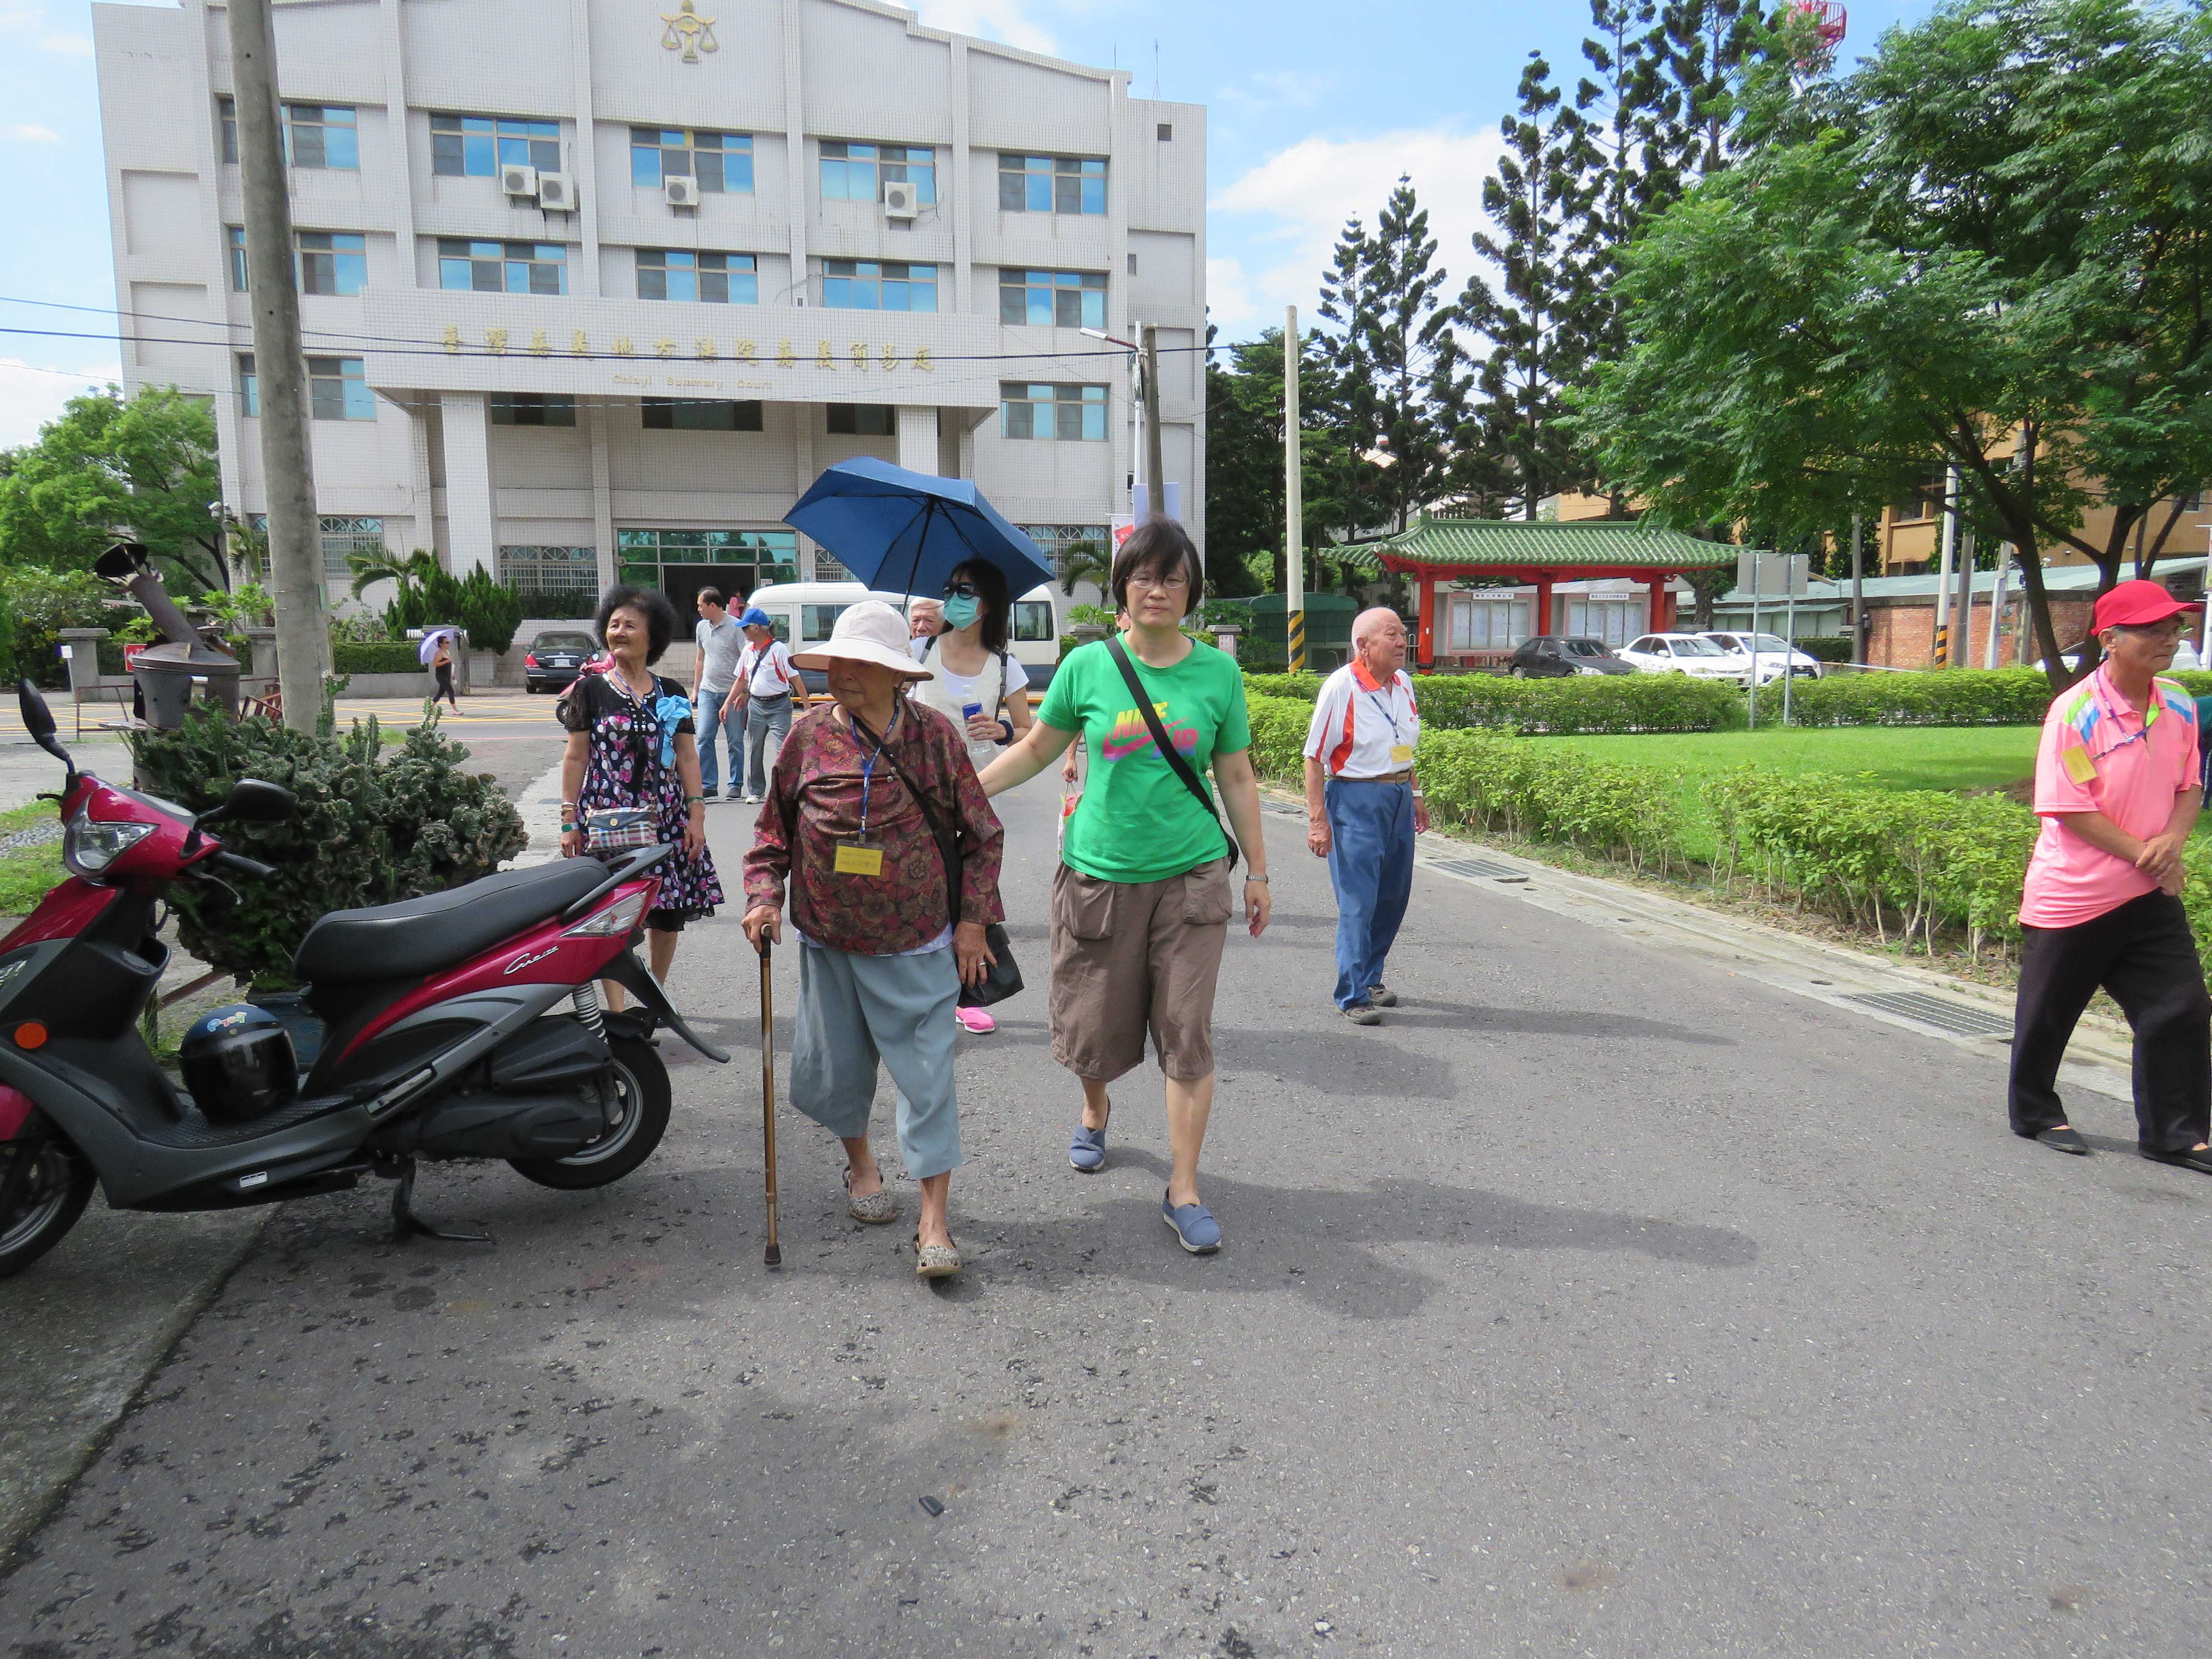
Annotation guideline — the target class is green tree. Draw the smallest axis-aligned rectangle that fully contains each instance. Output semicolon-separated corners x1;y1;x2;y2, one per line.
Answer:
1202;326;1357;594
0;386;227;590
1577;0;2212;685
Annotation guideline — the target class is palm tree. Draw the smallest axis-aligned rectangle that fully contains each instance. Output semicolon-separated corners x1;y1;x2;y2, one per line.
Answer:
346;546;438;602
1059;540;1112;597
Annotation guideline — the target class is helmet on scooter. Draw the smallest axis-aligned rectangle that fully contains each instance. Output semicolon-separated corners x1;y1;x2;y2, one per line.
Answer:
179;1004;299;1124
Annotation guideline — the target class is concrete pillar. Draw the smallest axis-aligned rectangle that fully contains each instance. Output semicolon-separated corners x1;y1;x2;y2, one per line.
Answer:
406;399;436;558
59;629;111;701
897;406;940;476
441;391;495;577
1416;573;1436;668
588;401;615;589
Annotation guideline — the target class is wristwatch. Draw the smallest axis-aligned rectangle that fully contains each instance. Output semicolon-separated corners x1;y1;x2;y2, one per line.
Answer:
1247;872;1270;883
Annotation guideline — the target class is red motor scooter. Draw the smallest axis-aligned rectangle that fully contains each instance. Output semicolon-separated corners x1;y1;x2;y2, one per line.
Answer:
0;680;726;1276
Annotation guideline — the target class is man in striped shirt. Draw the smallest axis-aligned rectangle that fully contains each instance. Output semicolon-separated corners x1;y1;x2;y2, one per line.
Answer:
1303;608;1428;1025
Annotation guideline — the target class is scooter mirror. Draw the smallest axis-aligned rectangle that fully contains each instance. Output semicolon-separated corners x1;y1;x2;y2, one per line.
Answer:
224;779;297;823
16;678;55;743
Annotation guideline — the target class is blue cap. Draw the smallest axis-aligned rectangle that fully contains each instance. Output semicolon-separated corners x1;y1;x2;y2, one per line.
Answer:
739;607;772;627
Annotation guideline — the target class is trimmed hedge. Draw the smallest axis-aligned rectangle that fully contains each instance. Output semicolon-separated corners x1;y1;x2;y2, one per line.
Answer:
333;639;431;674
1239;692;2212;977
1243;669;1743;734
1794;637;1854;663
1752;667;2052;727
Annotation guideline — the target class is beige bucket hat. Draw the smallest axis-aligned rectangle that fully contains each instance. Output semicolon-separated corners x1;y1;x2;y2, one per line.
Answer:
790;599;931;679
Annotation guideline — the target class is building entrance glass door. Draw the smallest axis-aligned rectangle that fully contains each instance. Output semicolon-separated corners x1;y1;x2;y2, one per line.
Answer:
616;529;799;612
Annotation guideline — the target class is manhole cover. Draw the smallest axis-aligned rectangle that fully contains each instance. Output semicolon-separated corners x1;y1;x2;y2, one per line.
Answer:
1426;857;1529;884
1842;991;2013;1039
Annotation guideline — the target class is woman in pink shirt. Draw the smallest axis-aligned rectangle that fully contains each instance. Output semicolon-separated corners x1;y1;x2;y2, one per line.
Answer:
2012;579;2212;1172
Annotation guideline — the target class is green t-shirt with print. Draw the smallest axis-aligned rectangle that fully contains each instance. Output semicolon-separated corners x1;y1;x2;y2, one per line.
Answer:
1037;637;1251;884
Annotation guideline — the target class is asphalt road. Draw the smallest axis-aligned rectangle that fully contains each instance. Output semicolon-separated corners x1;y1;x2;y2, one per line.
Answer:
4;769;2211;1658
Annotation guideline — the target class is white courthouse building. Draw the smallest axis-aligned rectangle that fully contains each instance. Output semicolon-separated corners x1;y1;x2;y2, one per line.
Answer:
91;0;1206;610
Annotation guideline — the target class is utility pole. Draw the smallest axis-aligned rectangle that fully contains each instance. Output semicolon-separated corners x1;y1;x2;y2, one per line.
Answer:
1284;305;1304;673
1848;513;1864;665
1933;465;1960;668
229;0;330;731
1954;526;1977;673
1141;324;1167;523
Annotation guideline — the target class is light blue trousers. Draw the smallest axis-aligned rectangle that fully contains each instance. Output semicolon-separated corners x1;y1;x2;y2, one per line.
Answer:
791;942;964;1180
1325;777;1416;1009
745;693;794;797
695;685;741;794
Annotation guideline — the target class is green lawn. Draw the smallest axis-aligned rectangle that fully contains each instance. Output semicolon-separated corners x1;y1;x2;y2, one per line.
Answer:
0;801;67;916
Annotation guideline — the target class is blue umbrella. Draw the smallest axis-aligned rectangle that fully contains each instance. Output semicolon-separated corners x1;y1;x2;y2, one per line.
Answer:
785;457;1054;600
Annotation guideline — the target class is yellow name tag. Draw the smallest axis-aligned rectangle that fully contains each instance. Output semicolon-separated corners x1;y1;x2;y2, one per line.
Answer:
1390;743;1415;766
833;842;884;877
2061;745;2099;786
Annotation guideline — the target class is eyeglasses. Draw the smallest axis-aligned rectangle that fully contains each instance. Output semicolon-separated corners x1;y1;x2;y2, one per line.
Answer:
941;582;982;600
1130;567;1191;594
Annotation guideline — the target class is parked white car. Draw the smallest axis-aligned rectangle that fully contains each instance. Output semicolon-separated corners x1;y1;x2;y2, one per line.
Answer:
1618;633;1750;685
1699;630;1826;684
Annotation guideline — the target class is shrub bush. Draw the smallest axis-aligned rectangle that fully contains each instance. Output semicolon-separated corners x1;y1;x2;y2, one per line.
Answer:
4;568;120;688
1754;667;2053;727
1242;672;1326;703
332;639;429;674
1243;670;1743;733
1794;637;1854;663
129;707;527;985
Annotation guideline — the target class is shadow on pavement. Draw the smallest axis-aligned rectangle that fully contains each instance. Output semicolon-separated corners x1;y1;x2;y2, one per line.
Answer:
1374;1000;1737;1045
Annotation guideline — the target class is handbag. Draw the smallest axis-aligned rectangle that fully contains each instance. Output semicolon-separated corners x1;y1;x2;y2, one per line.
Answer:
1104;635;1240;870
581;673;670;854
847;709;1025;1008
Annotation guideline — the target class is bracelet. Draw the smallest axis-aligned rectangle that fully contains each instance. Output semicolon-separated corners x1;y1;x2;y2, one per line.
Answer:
685;794;706;806
1247;872;1270;883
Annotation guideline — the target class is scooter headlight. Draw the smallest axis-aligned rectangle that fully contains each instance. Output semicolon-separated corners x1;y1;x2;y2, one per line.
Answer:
563;891;649;938
63;812;153;878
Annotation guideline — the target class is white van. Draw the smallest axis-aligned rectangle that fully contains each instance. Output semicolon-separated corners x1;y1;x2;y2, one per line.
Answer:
743;580;1063;694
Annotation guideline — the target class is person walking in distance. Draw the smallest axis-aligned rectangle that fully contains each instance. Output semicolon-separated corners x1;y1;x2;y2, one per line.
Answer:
690;588;746;802
735;607;807;805
428;629;459;710
908;560;1036;1035
977;521;1271;1255
742;602;1005;1278
2011;579;2212;1171
1304;608;1429;1025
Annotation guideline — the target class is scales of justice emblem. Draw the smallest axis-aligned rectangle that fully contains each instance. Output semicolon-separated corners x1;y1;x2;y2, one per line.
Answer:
661;0;718;62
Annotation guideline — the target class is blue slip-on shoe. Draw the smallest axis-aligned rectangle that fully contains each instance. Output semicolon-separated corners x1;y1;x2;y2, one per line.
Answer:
1161;1190;1222;1254
1069;1121;1107;1173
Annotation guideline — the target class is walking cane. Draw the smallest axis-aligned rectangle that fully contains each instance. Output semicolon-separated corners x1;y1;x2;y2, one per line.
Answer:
758;932;781;1267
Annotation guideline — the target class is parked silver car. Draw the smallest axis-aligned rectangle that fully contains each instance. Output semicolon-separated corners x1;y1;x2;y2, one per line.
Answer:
1618;633;1749;685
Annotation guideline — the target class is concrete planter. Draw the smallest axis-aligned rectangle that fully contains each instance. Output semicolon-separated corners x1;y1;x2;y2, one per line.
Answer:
341;672;446;699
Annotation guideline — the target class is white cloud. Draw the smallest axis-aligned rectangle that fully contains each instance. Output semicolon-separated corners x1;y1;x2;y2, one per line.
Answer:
2;123;62;144
1208;126;1508;339
0;359;120;448
1214;69;1329;112
38;31;90;55
909;0;1056;54
0;5;43;32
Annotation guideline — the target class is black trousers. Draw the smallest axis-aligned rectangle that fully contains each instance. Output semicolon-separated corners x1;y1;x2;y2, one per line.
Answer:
433;662;458;708
2009;890;2212;1150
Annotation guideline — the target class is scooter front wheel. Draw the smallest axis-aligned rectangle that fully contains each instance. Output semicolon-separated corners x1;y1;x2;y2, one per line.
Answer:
0;1138;95;1278
508;1034;672;1191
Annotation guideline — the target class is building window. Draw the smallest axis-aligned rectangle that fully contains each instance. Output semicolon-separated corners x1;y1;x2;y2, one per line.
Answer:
637;249;757;304
1156;123;1173;142
819;141;936;205
1561;596;1641;649
237;352;258;418
226;226;249;291
438;240;567;295
826;404;896;436
820;259;936;312
1891;470;1947;522
998;154;1106;215
499;545;598;594
630;128;752;192
812;550;850;580
319;516;386;583
218;96;237;164
999;269;1107;330
1447;593;1532;653
297;232;367;296
431;112;561;177
307;356;374;421
1019;524;1111;582
1000;384;1108;442
616;528;798;590
641;399;764;432
490;393;577;427
284;105;358;170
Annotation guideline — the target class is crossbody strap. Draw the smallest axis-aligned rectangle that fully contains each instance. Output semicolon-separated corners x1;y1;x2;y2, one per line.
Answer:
848;707;964;928
1104;636;1240;871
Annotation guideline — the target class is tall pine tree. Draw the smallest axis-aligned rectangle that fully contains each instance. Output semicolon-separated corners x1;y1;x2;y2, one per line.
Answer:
1458;51;1593;520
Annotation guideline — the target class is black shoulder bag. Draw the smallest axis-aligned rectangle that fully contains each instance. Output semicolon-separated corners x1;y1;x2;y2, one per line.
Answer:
846;708;1024;1009
1104;635;1240;871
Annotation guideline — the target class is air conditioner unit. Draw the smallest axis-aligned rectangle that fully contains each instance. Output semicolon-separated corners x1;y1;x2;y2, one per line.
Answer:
536;172;575;210
881;180;919;219
663;175;700;208
500;163;538;198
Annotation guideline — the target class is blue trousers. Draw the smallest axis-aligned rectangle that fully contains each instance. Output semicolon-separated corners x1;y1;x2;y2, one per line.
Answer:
791;943;963;1179
1325;778;1415;1009
695;686;741;794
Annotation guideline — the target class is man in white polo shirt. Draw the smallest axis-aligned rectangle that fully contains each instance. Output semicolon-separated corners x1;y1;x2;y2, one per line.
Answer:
1302;608;1429;1025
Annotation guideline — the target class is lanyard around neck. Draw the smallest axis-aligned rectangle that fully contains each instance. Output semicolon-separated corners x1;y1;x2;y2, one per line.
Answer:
845;706;900;832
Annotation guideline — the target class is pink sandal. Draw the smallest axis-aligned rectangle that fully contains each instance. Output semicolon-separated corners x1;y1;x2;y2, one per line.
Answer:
955;1005;996;1035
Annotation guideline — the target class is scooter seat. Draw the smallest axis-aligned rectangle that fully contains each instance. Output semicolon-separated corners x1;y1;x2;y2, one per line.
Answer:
293;860;614;985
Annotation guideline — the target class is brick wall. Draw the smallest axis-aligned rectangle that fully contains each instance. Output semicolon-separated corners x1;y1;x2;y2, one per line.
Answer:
1865;595;2094;669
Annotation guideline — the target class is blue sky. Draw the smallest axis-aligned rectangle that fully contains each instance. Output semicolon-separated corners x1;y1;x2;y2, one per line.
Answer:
0;0;1936;445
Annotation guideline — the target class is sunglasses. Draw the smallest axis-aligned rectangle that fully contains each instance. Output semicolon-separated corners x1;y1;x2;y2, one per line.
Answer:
941;582;983;600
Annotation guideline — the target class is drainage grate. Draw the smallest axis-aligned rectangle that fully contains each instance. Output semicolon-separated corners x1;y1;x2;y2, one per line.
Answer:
1842;991;2014;1039
1426;857;1529;884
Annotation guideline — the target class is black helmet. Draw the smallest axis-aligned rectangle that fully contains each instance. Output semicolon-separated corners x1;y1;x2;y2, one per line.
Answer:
180;1004;299;1124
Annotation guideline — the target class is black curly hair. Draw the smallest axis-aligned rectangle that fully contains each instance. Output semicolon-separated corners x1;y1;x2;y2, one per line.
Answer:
594;584;678;665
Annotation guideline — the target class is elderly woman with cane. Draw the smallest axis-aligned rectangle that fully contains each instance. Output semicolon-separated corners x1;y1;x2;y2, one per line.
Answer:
741;601;1005;1278
975;521;1270;1255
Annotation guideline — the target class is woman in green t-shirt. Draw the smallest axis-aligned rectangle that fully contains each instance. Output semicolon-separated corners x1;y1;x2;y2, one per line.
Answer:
976;521;1272;1255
